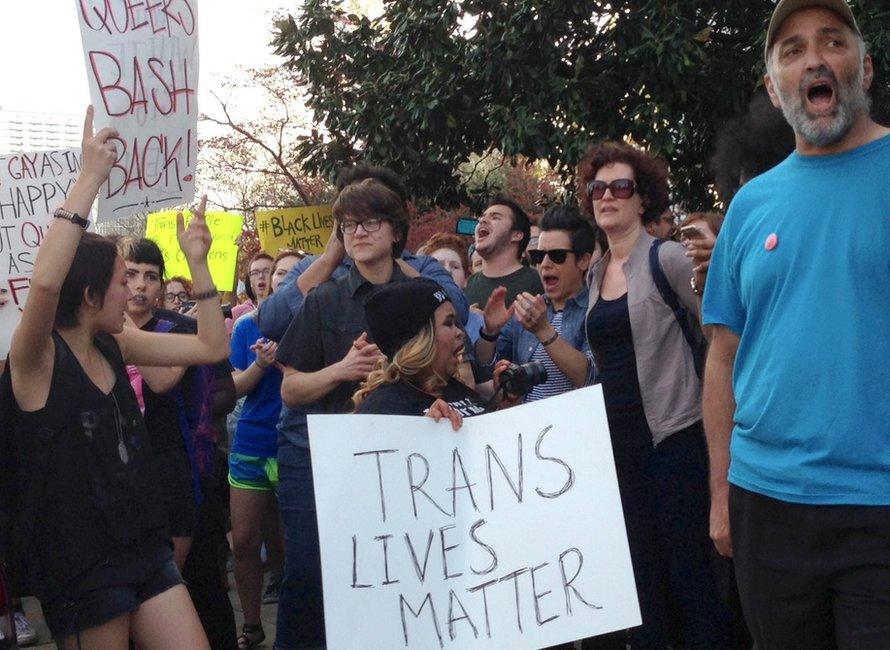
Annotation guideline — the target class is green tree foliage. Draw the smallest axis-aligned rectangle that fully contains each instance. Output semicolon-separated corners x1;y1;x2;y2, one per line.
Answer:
272;0;889;211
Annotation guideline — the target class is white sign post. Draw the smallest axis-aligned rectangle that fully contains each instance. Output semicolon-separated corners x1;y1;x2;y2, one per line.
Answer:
309;386;640;649
0;148;82;356
75;0;199;221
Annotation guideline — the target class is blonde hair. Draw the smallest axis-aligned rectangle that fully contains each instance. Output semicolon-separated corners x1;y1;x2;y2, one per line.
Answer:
352;320;448;409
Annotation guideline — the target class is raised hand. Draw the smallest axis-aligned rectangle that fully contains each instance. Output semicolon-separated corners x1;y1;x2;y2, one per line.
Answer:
80;105;119;188
176;195;211;265
482;286;514;335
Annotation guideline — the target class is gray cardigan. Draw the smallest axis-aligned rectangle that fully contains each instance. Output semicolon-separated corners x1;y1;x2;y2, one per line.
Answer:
586;230;702;444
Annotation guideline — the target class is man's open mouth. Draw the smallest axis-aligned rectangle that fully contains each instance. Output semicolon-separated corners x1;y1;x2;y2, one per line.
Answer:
805;80;836;112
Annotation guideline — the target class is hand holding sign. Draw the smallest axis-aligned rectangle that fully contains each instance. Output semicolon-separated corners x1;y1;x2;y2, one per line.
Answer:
80;105;119;189
176;195;211;266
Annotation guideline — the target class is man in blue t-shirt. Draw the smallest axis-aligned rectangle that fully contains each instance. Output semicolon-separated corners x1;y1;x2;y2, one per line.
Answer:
702;1;890;647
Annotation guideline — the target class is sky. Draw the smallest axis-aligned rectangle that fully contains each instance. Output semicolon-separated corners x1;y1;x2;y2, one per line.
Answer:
0;0;291;119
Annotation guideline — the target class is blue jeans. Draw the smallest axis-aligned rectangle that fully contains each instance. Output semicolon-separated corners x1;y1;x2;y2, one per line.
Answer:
612;423;730;649
275;440;325;649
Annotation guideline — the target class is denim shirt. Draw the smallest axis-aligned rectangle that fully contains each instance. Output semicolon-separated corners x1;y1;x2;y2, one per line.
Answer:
256;252;469;343
492;287;596;385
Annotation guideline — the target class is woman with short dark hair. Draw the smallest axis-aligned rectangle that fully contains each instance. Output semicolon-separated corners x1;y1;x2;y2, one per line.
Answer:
578;141;729;647
4;107;227;649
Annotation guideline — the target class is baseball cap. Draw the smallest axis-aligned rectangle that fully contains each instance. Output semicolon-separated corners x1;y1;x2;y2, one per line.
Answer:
765;0;861;62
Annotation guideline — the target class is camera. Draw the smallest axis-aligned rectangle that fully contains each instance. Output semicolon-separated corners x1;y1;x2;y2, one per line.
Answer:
500;361;548;396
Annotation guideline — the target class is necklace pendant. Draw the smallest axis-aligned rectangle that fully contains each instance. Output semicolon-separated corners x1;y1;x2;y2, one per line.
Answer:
118;441;130;464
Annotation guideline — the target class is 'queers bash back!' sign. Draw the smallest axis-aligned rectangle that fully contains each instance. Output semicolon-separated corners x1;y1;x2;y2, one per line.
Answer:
309;387;640;649
76;0;199;221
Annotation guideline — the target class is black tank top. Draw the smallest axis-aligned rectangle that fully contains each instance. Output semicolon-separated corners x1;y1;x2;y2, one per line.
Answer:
586;294;653;448
9;332;167;601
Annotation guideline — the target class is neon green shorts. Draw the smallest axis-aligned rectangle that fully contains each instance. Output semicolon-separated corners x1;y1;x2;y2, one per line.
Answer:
228;453;279;491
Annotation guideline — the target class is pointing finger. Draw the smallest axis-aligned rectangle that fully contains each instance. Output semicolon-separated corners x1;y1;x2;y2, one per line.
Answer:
83;105;94;140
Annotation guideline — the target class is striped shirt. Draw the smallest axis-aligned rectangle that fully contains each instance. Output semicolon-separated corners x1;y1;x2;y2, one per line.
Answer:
525;311;576;402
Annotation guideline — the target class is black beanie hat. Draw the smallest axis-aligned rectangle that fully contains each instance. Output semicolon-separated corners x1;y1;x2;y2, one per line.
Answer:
363;278;451;359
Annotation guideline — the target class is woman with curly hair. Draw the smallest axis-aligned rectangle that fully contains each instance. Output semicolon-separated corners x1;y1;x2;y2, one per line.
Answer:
577;141;729;648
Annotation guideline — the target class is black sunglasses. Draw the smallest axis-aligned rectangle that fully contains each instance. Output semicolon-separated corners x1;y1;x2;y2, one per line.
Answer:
528;248;577;265
586;178;636;201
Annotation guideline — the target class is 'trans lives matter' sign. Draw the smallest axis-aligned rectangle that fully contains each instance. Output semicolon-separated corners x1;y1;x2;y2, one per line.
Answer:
309;387;640;649
76;0;199;221
0;148;82;356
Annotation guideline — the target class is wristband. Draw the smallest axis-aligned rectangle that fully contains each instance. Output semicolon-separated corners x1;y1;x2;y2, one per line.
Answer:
478;326;500;342
193;287;219;301
541;330;559;347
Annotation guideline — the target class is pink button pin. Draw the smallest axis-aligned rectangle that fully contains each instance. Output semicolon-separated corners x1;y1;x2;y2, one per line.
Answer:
764;233;778;251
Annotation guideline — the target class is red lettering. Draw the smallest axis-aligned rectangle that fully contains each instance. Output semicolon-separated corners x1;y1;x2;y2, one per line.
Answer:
89;51;131;117
9;277;30;308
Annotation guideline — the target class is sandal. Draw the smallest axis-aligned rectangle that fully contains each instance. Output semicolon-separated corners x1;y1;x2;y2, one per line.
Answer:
237;623;266;649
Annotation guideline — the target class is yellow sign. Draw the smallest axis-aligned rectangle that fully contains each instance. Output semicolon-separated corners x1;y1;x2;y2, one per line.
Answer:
145;210;244;291
255;205;334;256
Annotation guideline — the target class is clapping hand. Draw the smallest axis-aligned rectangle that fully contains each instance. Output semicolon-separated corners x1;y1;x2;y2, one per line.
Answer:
481;286;514;336
251;338;279;369
513;291;548;335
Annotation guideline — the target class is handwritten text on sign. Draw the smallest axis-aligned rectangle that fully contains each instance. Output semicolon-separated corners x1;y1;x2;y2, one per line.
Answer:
76;0;199;221
308;387;640;649
0;148;82;356
145;210;243;291
255;205;333;255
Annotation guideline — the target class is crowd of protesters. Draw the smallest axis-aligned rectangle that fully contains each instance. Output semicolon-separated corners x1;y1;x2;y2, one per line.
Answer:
1;0;888;648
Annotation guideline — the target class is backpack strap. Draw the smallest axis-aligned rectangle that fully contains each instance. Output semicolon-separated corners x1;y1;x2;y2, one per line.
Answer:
648;239;706;379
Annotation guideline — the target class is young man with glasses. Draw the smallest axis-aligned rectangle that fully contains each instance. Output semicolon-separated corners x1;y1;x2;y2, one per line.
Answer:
703;1;890;646
475;205;599;402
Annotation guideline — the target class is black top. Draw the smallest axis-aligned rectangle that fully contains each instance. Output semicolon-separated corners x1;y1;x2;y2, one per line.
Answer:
9;332;167;601
140;316;191;454
356;377;489;417
276;262;410;416
586;294;652;448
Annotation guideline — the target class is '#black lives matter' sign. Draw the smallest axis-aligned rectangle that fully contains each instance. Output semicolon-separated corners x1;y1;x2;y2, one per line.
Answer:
308;387;640;649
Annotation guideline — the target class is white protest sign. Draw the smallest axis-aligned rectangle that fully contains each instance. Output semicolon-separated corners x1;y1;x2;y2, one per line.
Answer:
76;0;199;221
0;148;83;357
309;386;640;649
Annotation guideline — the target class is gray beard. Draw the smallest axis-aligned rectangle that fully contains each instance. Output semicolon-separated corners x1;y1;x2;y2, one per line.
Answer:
777;66;870;148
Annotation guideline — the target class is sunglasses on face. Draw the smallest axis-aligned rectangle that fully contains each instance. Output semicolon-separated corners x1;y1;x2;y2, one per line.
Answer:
528;248;577;265
586;178;636;201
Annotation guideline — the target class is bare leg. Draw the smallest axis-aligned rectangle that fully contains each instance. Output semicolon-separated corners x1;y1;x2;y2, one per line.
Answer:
57;613;130;650
130;584;208;650
172;536;192;570
230;486;267;626
261;493;285;578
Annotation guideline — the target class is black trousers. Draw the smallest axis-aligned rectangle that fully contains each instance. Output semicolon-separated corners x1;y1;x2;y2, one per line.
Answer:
730;485;890;650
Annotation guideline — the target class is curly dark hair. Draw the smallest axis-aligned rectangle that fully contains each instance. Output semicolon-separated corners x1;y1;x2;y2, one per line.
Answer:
576;141;671;225
710;92;794;206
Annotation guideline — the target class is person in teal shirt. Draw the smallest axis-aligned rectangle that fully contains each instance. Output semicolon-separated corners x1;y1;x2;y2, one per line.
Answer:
702;1;890;647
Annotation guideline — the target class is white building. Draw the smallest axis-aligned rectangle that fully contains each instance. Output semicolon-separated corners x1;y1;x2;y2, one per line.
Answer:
0;109;82;153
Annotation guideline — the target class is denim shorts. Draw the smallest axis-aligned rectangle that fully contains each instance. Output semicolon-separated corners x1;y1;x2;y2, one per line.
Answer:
42;536;182;642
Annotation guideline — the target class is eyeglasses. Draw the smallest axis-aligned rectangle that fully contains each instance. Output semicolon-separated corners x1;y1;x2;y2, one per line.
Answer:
586;178;636;201
339;218;384;234
528;248;577;265
165;291;189;302
248;268;272;278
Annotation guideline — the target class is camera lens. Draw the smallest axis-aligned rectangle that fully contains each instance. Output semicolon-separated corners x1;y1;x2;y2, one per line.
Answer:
502;361;548;396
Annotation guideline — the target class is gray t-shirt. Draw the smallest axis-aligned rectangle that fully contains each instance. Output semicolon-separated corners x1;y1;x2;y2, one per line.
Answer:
464;265;543;308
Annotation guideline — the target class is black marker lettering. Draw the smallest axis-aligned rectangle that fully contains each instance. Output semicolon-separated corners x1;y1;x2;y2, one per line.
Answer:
407;453;452;518
355;448;397;522
559;547;602;615
468;518;498;575
530;562;559;626
535;425;575;499
399;592;443;649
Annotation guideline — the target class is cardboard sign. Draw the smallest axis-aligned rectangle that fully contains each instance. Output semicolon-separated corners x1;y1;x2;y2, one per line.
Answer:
308;387;640;649
0;148;82;356
76;0;199;221
145;210;243;291
255;205;333;255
